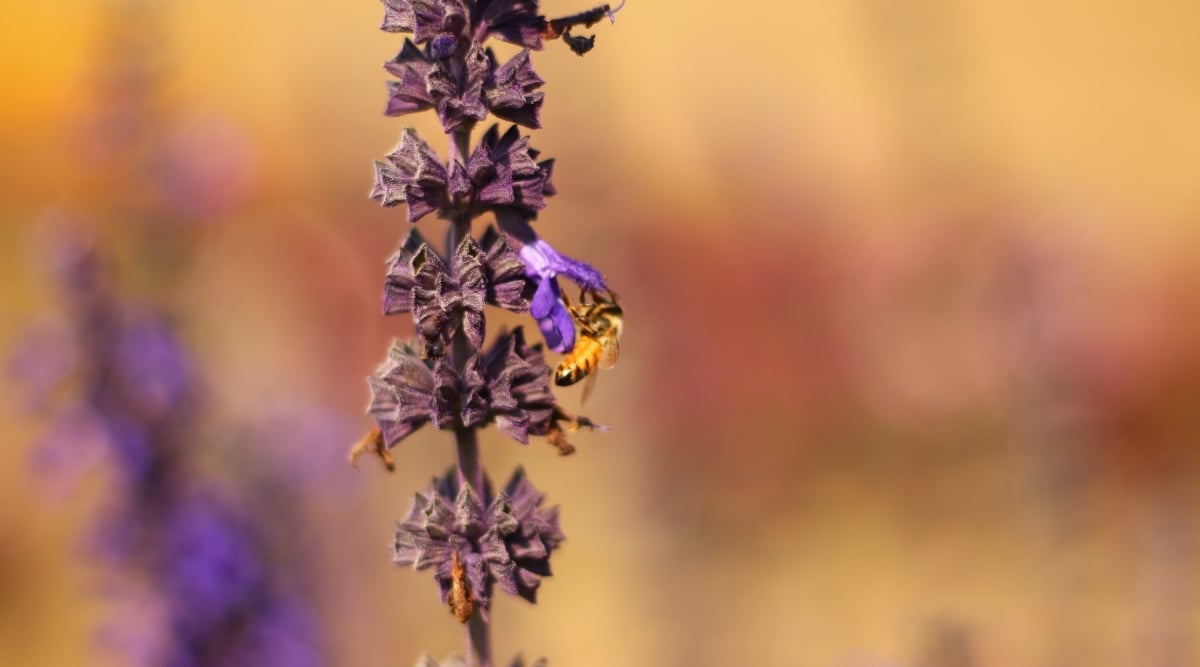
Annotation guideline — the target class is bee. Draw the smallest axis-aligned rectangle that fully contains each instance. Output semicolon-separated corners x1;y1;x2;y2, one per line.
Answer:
448;550;474;623
555;290;623;403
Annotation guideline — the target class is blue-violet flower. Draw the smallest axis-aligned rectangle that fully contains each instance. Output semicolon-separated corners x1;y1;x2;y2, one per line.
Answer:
516;238;607;353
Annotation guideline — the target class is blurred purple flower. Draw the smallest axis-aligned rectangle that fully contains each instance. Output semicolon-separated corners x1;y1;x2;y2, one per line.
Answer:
12;236;191;486
6;317;78;411
13;236;326;666
244;401;364;489
164;499;265;637
394;467;563;617
112;308;193;420
27;403;110;497
153;116;256;220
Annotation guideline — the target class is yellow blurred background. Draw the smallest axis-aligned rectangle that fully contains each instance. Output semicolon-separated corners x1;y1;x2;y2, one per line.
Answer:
3;0;1200;665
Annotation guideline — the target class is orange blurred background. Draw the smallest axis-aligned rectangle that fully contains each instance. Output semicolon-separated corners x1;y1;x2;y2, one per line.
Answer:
3;1;1200;666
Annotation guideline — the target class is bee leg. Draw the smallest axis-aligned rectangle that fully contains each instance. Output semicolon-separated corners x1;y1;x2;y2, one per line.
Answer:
348;426;394;472
545;406;608;455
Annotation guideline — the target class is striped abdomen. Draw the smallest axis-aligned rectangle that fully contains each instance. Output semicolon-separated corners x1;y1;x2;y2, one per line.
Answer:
555;336;603;386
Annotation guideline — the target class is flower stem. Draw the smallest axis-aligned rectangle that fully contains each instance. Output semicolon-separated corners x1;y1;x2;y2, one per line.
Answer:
445;165;491;664
449;125;472;168
453;425;491;666
453;427;485;513
465;600;494;667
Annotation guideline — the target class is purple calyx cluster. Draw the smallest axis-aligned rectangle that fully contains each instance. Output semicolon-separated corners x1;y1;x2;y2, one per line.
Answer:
394;467;563;616
357;0;623;664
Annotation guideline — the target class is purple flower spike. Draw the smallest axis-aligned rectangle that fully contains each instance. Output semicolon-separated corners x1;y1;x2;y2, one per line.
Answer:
515;238;608;352
394;467;564;617
364;0;626;656
528;273;574;353
371;128;449;221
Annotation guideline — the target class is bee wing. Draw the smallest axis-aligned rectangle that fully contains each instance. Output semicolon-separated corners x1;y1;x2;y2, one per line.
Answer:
580;367;601;405
598;337;620;370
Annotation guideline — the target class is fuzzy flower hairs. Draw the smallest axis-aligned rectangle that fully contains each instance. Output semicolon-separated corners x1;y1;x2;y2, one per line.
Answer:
350;0;626;665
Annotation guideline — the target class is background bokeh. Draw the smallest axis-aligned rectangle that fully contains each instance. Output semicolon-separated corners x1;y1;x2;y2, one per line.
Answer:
4;1;1200;665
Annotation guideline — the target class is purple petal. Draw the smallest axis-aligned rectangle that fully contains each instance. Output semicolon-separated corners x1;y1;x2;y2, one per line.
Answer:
527;277;574;352
519;239;607;293
544;297;575;353
528;275;557;319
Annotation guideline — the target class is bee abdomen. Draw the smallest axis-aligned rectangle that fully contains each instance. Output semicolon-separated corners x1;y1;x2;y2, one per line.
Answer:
554;361;589;386
555;341;599;386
